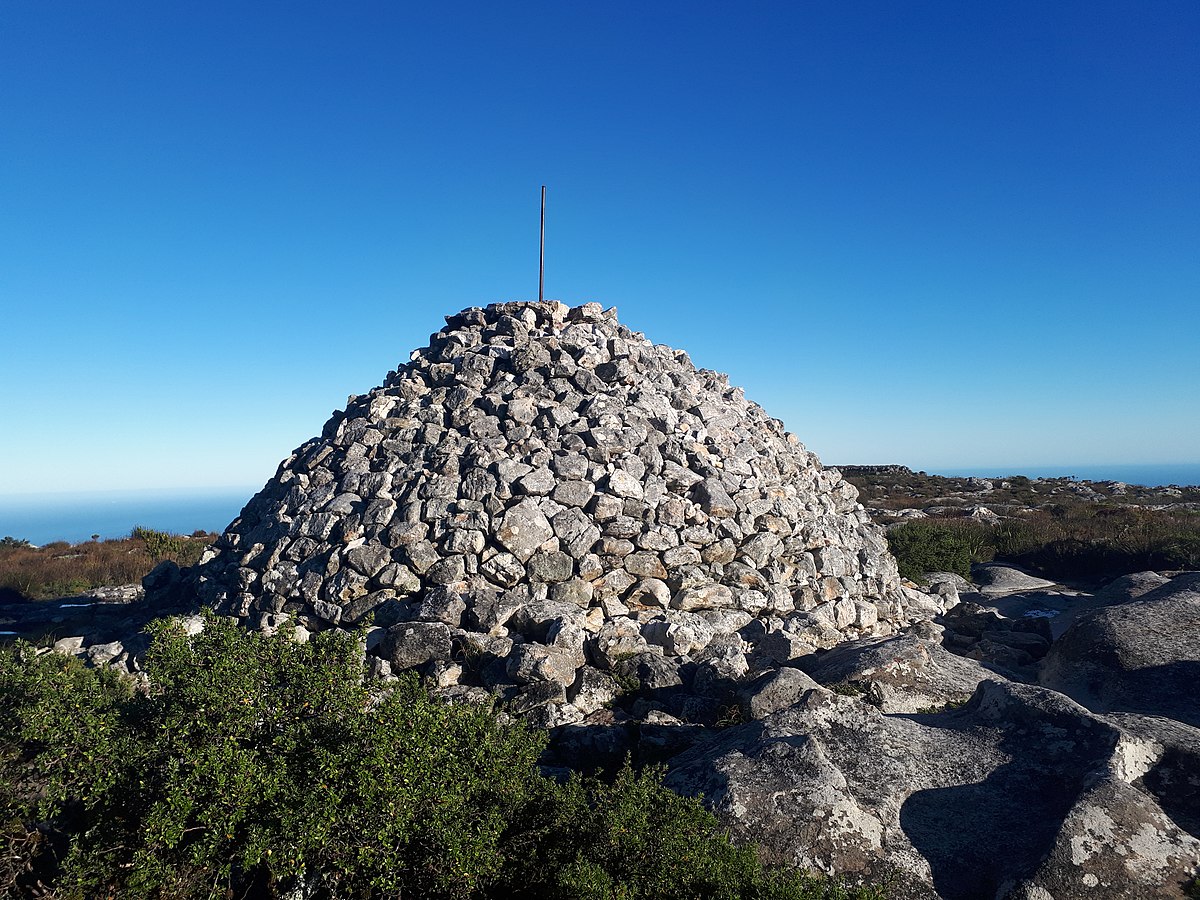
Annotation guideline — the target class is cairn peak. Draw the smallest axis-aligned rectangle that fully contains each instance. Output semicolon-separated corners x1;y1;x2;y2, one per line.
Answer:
184;300;928;724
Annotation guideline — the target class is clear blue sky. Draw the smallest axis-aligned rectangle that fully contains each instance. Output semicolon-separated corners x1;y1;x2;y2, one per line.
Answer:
2;1;1197;495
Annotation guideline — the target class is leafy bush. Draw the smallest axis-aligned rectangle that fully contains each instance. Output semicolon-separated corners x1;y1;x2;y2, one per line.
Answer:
885;522;985;582
505;762;877;900
1;617;884;900
885;505;1200;586
131;526;188;560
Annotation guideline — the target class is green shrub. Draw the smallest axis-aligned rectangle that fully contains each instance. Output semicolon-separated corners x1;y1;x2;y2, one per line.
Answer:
504;762;879;899
1;617;885;900
131;525;187;560
1154;534;1200;570
885;522;983;582
2;616;546;898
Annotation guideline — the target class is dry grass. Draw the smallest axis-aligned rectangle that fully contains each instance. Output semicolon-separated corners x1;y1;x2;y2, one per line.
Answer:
0;531;216;601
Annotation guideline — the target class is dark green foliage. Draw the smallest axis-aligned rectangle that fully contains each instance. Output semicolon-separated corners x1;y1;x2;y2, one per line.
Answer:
1;617;885;900
503;763;879;899
132;525;188;560
847;467;1200;584
2;617;546;898
885;506;1200;585
885;521;983;582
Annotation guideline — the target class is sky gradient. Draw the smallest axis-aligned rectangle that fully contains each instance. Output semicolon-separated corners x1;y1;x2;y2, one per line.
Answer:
2;2;1197;496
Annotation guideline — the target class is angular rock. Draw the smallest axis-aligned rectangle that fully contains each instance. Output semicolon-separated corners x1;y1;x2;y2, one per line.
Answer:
1041;573;1200;726
381;621;452;669
496;499;555;563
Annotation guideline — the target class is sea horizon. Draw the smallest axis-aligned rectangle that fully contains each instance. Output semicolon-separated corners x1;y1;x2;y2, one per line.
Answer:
2;463;1198;547
0;487;258;546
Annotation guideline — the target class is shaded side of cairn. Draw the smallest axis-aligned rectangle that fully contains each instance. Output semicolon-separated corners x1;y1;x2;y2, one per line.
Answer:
180;301;924;724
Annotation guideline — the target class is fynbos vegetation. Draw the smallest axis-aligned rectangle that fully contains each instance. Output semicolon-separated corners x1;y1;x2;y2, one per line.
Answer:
1;617;881;899
0;529;214;601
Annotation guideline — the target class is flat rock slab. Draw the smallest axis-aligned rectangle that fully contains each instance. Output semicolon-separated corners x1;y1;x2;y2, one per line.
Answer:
665;679;1200;899
971;563;1058;595
960;570;1175;640
798;631;1000;713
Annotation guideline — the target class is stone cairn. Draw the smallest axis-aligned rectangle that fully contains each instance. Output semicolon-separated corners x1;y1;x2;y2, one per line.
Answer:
184;301;928;726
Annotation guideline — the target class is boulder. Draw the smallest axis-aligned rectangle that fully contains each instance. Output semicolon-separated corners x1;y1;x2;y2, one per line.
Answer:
799;631;1000;713
1040;573;1200;726
971;563;1057;596
666;679;1200;899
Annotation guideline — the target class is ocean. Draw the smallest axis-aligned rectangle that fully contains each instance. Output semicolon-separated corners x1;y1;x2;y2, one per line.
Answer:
0;488;257;546
2;463;1197;547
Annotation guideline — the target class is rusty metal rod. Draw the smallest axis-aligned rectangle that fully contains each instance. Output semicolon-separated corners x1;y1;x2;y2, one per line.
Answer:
539;185;546;302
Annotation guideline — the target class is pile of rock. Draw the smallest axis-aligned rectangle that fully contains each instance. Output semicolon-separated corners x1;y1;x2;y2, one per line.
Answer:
175;300;938;724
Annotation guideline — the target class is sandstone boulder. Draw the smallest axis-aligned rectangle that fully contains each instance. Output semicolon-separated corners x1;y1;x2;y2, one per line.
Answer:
1040;573;1200;726
665;679;1200;899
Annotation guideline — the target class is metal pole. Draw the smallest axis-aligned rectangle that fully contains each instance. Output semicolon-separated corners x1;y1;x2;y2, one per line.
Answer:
539;185;546;302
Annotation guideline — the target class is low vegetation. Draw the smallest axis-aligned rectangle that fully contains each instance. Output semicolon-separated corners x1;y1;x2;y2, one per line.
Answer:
885;505;1200;585
1;616;883;899
0;528;214;601
837;466;1200;584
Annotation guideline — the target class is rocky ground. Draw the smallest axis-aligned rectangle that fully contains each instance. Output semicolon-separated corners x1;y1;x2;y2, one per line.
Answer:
7;560;1198;898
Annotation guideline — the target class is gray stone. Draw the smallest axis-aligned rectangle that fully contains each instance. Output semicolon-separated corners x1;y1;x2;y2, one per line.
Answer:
624;551;667;579
738;667;822;720
570;666;620;715
496;498;555;562
672;583;735;611
666;679;1200;899
800;631;1000;713
552;480;595;508
416;585;467;627
640;611;715;657
589;617;649;669
426;555;466;585
692;478;737;518
515;466;556;496
374;562;421;594
549;577;593;608
1041;573;1200;726
604;469;644;500
972;563;1058;595
527;549;574;583
613;651;683;690
479;552;525;588
551;507;601;559
381;621;452;669
625;577;672;609
506;643;581;686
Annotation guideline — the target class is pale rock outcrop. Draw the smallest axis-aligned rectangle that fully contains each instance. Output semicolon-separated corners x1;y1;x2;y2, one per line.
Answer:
1040;573;1200;727
665;678;1200;900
